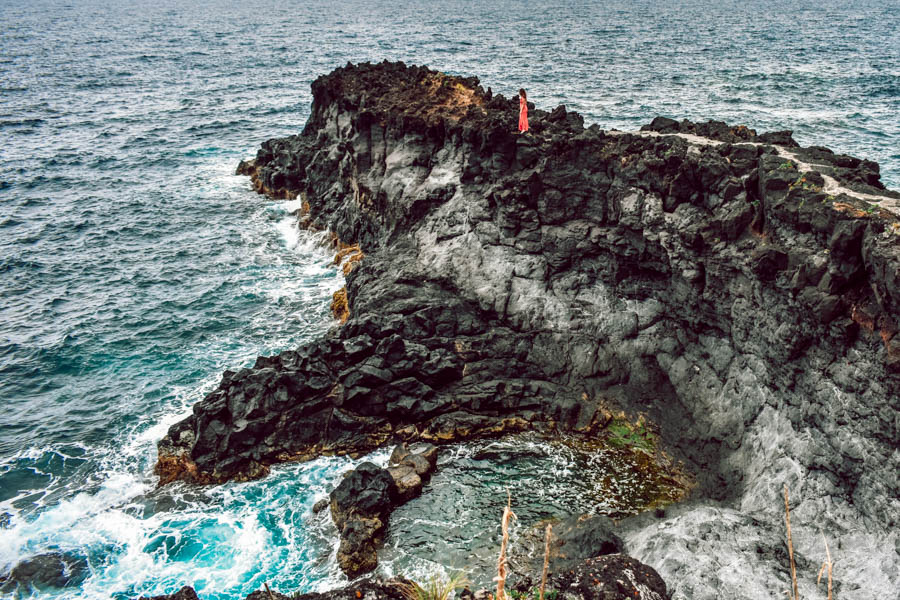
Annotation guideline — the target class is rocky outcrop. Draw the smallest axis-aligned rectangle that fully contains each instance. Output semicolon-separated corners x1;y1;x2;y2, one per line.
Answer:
330;462;396;577
136;554;667;600
512;514;624;578
156;61;900;598
547;555;668;600
330;444;438;577
139;587;201;600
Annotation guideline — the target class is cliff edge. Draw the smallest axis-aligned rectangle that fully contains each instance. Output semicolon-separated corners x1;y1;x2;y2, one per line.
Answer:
156;62;900;599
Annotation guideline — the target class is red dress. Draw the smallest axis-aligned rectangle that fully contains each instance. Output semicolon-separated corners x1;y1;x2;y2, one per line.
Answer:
518;96;529;132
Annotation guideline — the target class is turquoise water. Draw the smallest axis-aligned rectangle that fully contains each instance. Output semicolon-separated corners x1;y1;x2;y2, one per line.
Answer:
1;0;898;598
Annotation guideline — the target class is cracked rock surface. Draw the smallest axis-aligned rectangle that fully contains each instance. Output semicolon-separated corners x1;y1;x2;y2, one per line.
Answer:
156;61;900;599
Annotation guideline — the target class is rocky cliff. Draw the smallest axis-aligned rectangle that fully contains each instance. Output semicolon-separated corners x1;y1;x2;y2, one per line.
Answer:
156;62;900;599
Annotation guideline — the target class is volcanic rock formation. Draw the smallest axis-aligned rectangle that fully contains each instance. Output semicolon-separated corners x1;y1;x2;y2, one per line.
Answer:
156;61;900;599
328;443;438;577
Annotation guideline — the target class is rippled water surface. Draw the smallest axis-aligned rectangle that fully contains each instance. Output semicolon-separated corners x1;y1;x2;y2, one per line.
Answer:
1;0;898;598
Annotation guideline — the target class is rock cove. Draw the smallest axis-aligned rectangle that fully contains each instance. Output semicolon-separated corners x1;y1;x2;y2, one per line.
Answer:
155;62;899;599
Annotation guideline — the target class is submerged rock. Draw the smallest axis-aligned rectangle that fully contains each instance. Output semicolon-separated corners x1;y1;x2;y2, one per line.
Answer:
0;552;89;593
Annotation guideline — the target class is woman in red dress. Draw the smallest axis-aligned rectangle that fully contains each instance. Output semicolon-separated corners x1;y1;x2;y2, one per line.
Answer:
518;88;529;133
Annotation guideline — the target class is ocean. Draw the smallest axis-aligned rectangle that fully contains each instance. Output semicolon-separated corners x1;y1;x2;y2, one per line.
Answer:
1;0;898;598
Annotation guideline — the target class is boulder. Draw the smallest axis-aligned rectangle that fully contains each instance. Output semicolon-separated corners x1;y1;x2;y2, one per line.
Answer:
330;462;397;529
138;586;201;600
387;464;423;503
549;554;668;600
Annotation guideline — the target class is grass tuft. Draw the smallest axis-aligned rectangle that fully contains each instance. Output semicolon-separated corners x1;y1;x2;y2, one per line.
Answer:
397;573;469;600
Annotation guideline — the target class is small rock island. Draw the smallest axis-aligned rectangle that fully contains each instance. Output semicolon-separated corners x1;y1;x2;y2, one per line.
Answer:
151;62;900;600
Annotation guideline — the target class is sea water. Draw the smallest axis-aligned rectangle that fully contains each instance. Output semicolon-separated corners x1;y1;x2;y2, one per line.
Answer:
1;0;898;598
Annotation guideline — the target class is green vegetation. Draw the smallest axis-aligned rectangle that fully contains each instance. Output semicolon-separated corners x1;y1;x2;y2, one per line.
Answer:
510;587;558;600
605;414;656;452
788;175;822;194
397;572;469;600
778;161;796;170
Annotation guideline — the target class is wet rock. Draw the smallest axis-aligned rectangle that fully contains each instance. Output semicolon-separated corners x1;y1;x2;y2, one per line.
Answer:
0;552;89;593
337;516;385;578
387;464;422;503
409;443;438;470
330;462;396;530
312;498;329;514
386;442;438;502
329;462;396;577
389;443;412;465
138;586;201;600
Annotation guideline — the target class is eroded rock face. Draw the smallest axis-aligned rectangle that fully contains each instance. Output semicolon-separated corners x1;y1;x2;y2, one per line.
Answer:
329;444;440;577
156;61;900;598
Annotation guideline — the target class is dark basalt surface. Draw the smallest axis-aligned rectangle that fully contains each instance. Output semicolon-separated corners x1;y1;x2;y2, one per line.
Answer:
156;61;900;599
328;443;438;577
0;552;89;594
138;554;669;600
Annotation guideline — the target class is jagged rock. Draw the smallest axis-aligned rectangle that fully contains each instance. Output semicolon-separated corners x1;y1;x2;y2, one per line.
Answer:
247;580;408;600
550;555;668;600
328;462;397;577
154;61;900;599
312;498;329;514
330;462;396;530
386;442;438;502
138;586;200;600
337;516;385;578
389;443;412;465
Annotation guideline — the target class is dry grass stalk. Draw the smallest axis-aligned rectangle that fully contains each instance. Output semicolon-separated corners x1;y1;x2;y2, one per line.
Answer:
264;582;276;600
495;491;516;600
784;485;799;600
816;532;834;600
539;523;552;600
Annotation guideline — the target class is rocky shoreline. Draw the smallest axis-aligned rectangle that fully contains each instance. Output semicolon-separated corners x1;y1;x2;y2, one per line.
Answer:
153;62;899;599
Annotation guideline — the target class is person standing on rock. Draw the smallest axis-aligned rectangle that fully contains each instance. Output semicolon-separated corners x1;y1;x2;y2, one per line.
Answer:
518;88;529;133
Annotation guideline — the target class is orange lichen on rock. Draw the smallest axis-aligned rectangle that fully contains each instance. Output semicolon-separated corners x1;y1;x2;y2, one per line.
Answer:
331;286;350;324
155;453;206;486
832;202;869;218
334;244;365;275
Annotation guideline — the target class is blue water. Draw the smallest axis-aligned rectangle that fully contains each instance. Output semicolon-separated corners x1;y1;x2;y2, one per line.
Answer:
1;0;898;598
